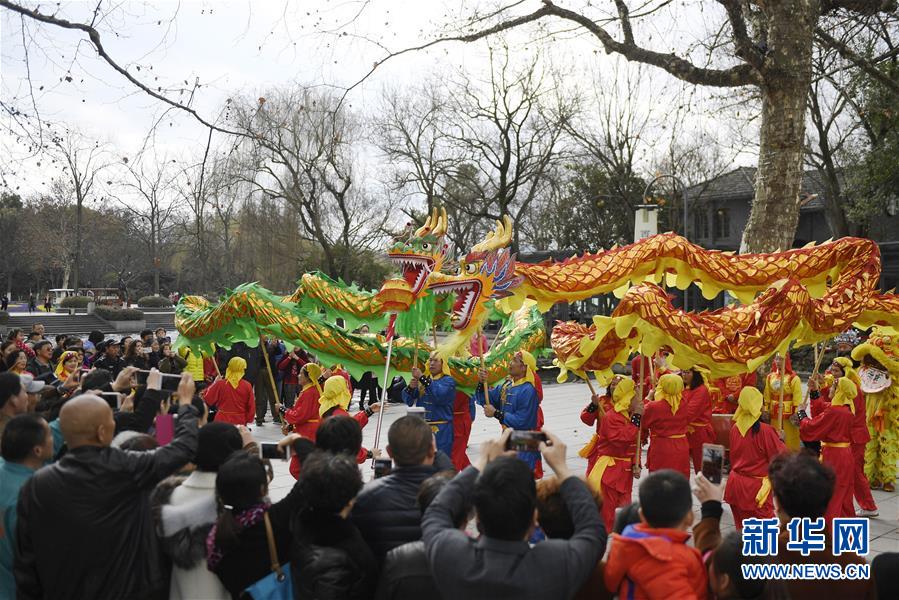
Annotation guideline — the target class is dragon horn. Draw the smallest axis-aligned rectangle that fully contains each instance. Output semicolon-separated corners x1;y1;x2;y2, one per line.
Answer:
432;206;448;237
471;215;514;253
414;206;439;237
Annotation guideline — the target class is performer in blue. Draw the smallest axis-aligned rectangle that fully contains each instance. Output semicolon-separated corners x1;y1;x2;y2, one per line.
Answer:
403;352;456;455
473;350;540;470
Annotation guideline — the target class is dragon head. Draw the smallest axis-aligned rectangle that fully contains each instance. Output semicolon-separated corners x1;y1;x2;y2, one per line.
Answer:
852;326;899;376
428;215;523;339
387;206;449;297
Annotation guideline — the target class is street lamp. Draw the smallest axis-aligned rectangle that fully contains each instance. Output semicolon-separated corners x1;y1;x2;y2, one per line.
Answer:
643;174;690;312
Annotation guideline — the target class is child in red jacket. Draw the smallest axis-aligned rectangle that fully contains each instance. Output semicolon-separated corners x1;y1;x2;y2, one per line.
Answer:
604;470;708;600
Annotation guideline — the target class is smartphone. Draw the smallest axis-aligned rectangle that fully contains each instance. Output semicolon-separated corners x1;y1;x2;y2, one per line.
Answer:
155;414;175;446
260;442;290;461
97;391;124;410
506;430;548;452
701;443;725;484
373;458;393;479
135;370;181;391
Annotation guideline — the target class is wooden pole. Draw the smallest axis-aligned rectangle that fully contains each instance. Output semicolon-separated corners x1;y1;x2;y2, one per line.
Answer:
432;325;439;348
258;332;281;409
801;341;828;411
479;328;490;407
635;347;646;471
777;353;786;434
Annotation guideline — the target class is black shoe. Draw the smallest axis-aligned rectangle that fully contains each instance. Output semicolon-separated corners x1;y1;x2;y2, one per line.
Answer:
272;419;282;425
255;420;265;426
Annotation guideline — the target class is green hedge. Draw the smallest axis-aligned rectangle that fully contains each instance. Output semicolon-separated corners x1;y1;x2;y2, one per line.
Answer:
137;295;173;308
60;295;93;308
94;306;145;321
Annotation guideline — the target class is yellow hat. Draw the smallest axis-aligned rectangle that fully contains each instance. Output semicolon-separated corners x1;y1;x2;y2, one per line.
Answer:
654;373;685;413
318;375;351;417
54;350;80;381
225;357;246;389
832;357;861;387
612;377;636;417
301;363;323;394
734;387;763;436
831;377;857;414
510;350;537;388
427;351;451;379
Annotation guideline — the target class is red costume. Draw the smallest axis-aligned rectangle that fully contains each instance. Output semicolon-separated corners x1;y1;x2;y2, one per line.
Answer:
813;382;877;513
579;394;614;475
203;379;255;425
289;407;371;479
724;422;785;528
642;401;690;478
682;383;715;473
710;372;757;414
586;407;638;531
799;404;855;520
284;384;321;440
451;391;473;470
604;524;708;600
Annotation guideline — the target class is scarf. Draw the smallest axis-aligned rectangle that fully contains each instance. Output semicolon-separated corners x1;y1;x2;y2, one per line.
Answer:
224;357;246;389
54;350;79;381
427;351;451;379
612;377;636;417
511;350;537;389
205;502;269;570
654;373;684;414
318;375;351;417
832;357;861;387
734;387;763;436
831;377;858;413
301;363;323;394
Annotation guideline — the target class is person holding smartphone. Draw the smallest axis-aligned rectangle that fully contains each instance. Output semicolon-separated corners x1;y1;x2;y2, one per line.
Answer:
723;387;786;528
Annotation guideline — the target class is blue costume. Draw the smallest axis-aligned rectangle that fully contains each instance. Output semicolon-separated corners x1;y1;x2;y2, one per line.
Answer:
403;374;456;455
473;379;540;469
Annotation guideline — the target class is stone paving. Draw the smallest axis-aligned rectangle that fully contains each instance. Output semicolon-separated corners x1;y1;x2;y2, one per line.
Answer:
253;380;899;559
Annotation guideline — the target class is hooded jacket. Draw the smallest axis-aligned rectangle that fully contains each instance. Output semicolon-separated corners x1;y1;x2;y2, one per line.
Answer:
604;524;708;600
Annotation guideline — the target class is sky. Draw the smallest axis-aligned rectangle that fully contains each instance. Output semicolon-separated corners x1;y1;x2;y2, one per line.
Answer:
1;0;754;201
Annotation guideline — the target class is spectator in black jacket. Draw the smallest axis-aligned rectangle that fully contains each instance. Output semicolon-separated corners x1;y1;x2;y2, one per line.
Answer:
377;471;471;600
93;340;125;377
25;341;53;381
14;371;200;600
291;451;378;600
351;415;445;561
207;451;305;599
422;429;607;600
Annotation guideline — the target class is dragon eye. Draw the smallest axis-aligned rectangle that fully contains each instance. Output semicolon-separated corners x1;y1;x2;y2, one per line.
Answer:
465;263;477;274
455;265;462;275
421;242;432;251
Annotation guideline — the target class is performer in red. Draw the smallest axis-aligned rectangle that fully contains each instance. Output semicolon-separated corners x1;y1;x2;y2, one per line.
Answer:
710;371;757;414
682;367;715;473
283;363;323;440
319;374;380;462
583;377;639;531
764;353;802;450
630;349;671;401
798;377;857;520
578;376;618;474
451;390;474;470
203;357;255;425
724;388;786;528
809;357;878;517
641;373;690;478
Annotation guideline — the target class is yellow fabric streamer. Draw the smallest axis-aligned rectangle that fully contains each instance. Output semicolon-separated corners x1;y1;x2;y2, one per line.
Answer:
225;357;247;389
734;387;763;436
612;378;636;417
586;455;630;490
830;377;858;414
755;476;772;508
578;434;599;458
318;375;351;417
654;373;684;413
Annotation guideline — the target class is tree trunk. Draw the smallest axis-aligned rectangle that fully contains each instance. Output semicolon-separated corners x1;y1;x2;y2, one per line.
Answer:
740;0;820;253
73;194;83;292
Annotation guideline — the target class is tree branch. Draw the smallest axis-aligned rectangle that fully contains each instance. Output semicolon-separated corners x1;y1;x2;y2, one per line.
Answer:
716;0;765;70
0;0;246;137
815;27;899;97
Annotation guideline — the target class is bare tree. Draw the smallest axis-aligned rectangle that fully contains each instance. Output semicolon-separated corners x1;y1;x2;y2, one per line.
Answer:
229;88;393;280
48;130;110;291
355;0;898;252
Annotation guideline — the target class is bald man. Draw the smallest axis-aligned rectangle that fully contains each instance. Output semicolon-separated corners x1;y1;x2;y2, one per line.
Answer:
14;371;200;600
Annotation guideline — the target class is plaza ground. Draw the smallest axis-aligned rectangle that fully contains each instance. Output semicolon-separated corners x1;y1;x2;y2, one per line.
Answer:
253;380;899;559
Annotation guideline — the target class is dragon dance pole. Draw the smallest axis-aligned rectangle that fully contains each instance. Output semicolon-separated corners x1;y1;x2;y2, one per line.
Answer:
258;331;281;410
777;353;786;435
479;328;490;407
635;346;646;472
373;313;399;452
